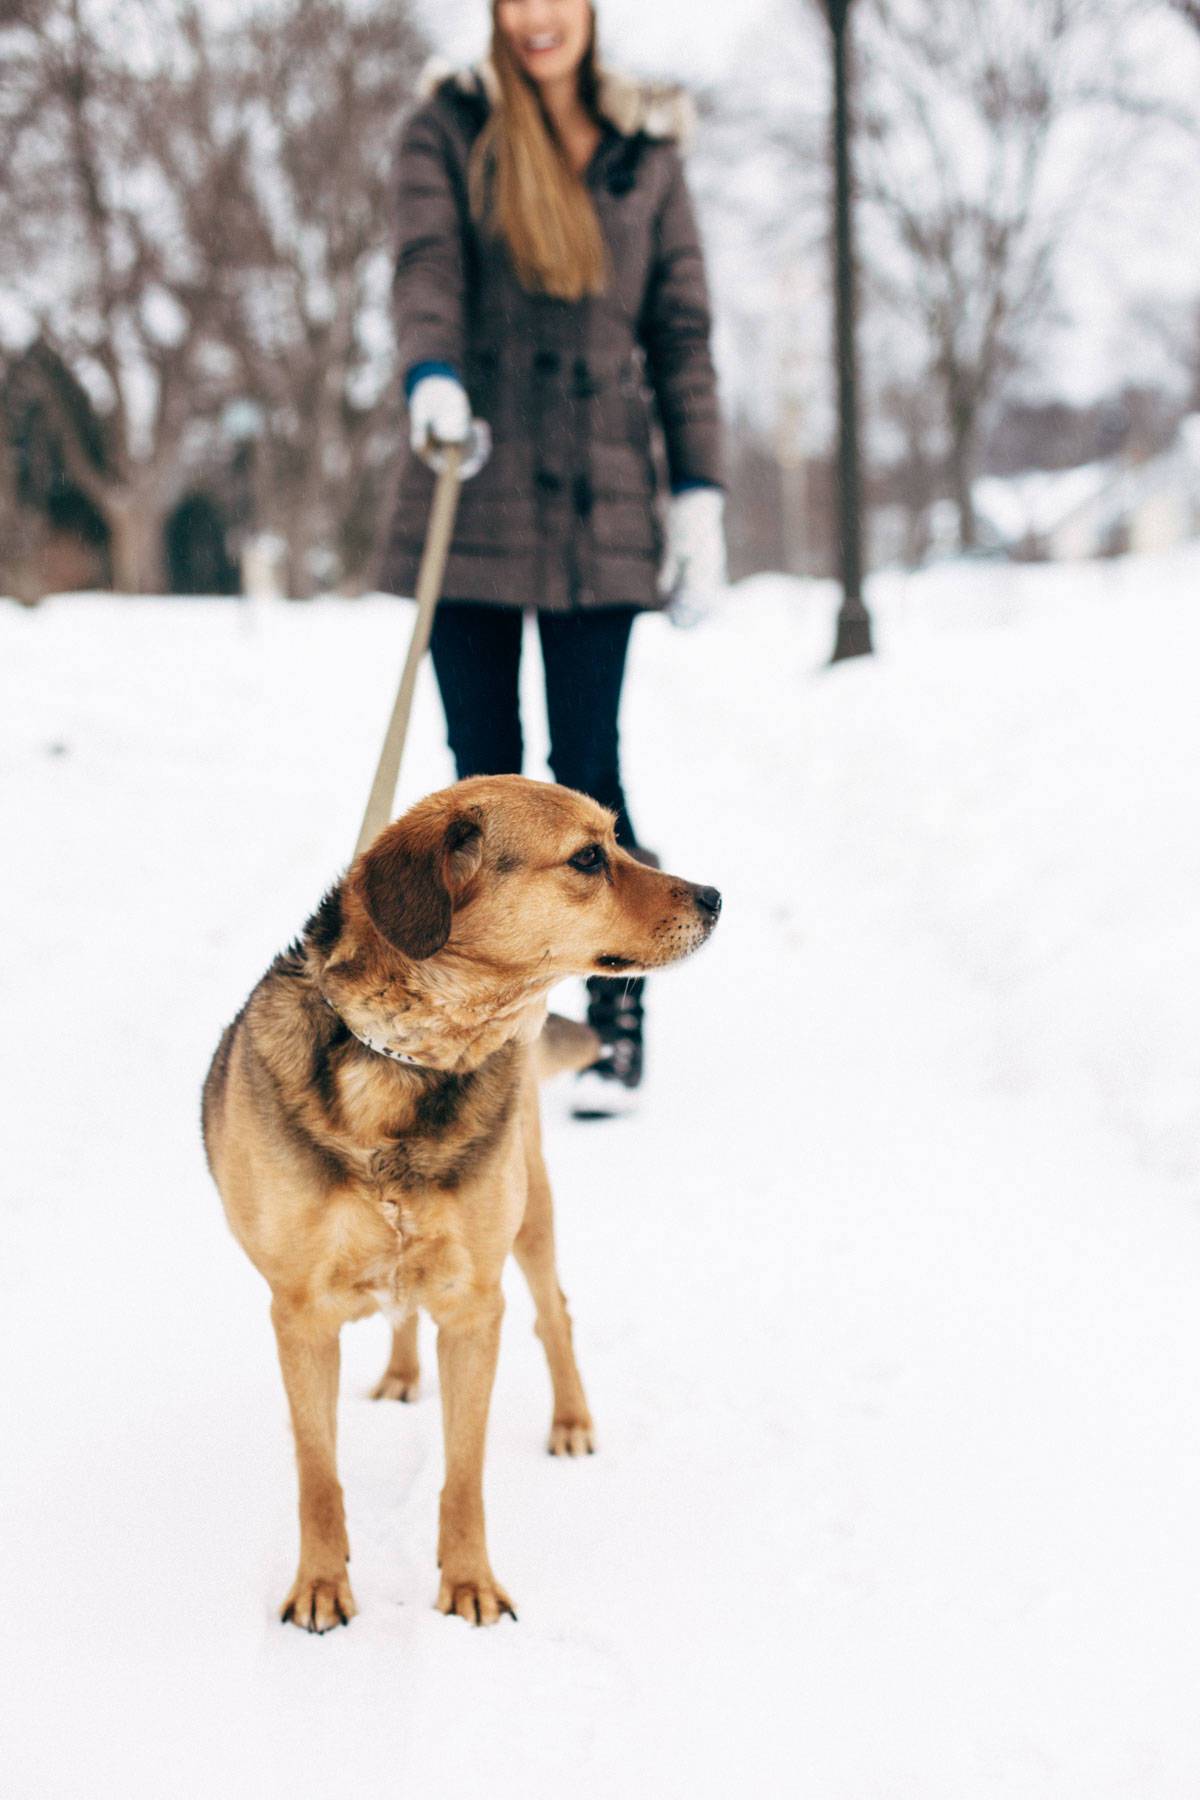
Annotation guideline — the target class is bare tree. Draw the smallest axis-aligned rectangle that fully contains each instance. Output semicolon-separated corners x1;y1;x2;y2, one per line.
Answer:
182;0;426;593
1;1;242;589
855;0;1158;549
1;0;424;594
874;373;941;563
0;364;45;602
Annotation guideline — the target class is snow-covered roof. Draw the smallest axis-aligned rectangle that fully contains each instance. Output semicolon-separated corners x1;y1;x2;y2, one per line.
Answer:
975;461;1117;544
975;416;1200;552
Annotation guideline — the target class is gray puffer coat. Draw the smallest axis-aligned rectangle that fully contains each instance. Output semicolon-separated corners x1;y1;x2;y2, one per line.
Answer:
380;63;722;612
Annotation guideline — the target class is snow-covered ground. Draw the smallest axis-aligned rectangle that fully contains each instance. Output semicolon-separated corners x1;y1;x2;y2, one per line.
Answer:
4;546;1200;1798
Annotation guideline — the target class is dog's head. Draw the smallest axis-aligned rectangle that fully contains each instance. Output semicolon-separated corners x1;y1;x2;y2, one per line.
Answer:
347;775;720;988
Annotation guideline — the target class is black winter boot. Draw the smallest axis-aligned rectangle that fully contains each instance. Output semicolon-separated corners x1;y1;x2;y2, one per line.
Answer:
587;975;645;1084
569;844;657;1119
570;976;646;1119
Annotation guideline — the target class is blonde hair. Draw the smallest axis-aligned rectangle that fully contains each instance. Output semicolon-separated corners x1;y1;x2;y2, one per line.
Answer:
468;4;607;300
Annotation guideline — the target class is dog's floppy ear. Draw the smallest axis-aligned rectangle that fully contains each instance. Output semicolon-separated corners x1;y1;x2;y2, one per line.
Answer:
361;808;483;960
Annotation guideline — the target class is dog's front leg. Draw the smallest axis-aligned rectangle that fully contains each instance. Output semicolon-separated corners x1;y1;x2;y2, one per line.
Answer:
271;1294;356;1633
433;1291;516;1626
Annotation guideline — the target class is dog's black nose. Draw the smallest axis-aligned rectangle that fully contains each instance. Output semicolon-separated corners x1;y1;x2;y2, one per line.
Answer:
695;886;722;917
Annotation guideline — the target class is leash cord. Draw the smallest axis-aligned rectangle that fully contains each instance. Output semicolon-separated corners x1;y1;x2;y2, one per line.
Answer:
354;442;465;858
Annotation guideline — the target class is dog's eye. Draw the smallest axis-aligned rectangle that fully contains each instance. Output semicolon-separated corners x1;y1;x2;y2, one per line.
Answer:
568;844;606;874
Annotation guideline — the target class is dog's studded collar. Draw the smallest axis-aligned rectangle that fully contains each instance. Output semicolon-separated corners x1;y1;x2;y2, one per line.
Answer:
322;995;432;1070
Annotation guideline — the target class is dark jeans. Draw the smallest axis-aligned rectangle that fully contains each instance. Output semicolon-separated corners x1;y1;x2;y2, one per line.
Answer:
429;601;640;848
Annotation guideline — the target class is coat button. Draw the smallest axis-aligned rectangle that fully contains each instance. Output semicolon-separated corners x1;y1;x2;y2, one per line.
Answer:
535;468;563;494
572;474;594;518
573;357;600;398
533;350;561;374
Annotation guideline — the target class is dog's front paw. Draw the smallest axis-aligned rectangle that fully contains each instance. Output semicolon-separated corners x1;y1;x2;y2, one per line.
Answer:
436;1572;517;1627
549;1415;595;1456
280;1571;357;1634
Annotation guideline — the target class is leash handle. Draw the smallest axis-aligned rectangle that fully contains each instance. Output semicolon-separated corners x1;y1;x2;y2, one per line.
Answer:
354;442;465;858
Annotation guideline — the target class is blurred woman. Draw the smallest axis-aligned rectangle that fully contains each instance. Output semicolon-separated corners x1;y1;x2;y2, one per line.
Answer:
382;0;724;1110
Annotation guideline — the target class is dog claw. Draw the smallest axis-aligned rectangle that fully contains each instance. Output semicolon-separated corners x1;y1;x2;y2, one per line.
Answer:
548;1419;596;1457
280;1573;357;1635
437;1575;517;1627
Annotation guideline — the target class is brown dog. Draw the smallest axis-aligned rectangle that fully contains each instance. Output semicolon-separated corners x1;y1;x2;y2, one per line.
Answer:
202;775;721;1632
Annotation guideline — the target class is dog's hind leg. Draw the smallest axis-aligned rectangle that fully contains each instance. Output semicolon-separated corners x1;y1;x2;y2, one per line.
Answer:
513;1097;595;1457
371;1314;420;1401
271;1294;357;1633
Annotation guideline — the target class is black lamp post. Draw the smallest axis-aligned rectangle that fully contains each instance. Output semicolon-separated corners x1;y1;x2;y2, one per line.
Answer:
825;0;874;662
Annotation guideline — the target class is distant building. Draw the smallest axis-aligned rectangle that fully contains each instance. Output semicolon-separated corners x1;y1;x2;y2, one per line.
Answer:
973;417;1200;562
2;339;239;600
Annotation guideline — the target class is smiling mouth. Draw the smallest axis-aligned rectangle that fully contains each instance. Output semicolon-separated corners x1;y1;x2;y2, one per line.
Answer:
523;35;563;53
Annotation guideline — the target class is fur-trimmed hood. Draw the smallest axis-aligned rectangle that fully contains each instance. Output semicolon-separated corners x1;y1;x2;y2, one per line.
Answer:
418;56;694;148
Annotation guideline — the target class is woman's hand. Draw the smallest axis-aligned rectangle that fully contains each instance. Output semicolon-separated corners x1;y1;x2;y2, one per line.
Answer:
409;374;490;478
660;487;728;628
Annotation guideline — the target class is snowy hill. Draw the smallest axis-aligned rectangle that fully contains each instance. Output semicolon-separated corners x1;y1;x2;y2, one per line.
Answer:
3;546;1200;1798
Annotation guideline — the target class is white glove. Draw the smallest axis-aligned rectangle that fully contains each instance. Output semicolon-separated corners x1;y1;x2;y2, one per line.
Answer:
408;374;490;479
659;487;727;628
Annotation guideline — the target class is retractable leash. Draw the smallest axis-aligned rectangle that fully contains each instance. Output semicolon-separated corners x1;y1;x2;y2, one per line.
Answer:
354;438;468;859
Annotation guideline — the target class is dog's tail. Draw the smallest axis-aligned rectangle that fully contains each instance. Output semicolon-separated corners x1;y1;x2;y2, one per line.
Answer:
536;1013;601;1082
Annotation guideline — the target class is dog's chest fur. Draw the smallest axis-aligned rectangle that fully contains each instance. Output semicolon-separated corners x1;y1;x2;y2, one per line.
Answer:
325;1039;527;1319
330;1039;521;1190
207;924;550;1328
